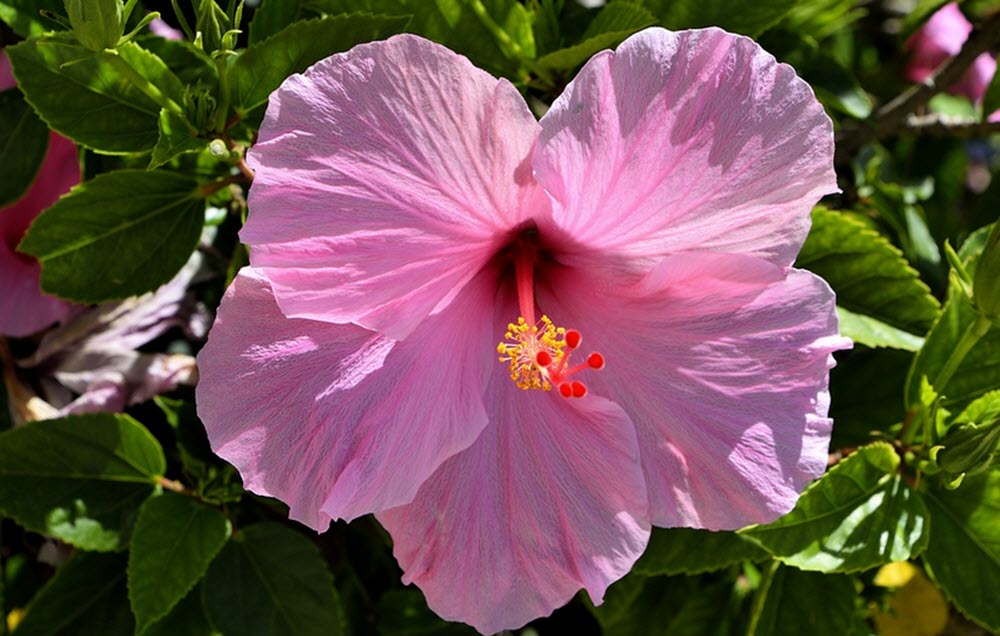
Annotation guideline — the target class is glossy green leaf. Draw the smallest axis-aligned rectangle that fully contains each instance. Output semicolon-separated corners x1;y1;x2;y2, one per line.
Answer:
135;36;217;88
0;413;166;551
536;1;656;71
229;13;410;115
128;492;231;634
149;108;206;170
836;306;924;351
249;0;303;44
12;552;133;636
748;564;856;636
641;0;797;36
634;528;768;576
202;523;344;636
954;390;1000;425
0;87;50;207
744;443;929;572
922;471;1000;631
0;0;64;38
0;413;165;551
18;169;204;303
796;208;941;335
6;38;184;153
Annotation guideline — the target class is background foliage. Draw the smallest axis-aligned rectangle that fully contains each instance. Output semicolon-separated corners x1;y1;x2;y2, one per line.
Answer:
2;0;1000;634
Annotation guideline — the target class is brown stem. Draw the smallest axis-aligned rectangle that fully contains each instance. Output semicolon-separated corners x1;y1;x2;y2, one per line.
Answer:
836;10;1000;161
199;174;247;197
157;476;193;495
901;113;1000;137
236;155;255;182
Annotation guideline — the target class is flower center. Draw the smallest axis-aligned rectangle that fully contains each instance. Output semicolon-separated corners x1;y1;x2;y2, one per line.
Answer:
495;240;604;398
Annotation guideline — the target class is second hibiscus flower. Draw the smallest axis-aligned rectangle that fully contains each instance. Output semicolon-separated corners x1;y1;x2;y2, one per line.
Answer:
196;27;850;634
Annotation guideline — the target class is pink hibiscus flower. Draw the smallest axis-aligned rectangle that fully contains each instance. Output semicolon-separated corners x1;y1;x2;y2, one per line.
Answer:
0;51;78;337
197;28;849;633
906;2;998;105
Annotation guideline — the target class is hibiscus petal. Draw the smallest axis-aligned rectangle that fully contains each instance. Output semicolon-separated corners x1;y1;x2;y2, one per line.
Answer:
0;133;79;337
196;268;497;528
244;34;544;340
534;27;835;268
378;380;650;635
539;253;850;530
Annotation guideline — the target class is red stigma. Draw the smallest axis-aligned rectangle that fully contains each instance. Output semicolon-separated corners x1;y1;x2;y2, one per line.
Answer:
587;353;605;369
559;382;573;398
535;350;553;367
571;381;587;398
565;330;582;349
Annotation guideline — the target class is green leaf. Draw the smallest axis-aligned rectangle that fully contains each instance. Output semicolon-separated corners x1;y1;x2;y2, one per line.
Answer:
202;523;344;636
633;528;768;576
905;292;1000;412
796;208;941;335
305;0;534;78
900;0;953;38
0;0;64;38
985;70;1000;126
149;108;207;170
762;29;872;118
410;0;536;77
0;413;165;551
836;306;924;351
135;36;218;88
641;0;797;36
18;169;204;303
377;588;476;636
249;0;303;44
6;38;184;153
779;0;865;41
0;88;51;207
830;349;912;447
955;390;1000;425
922;471;1000;631
747;564;856;636
744;443;929;572
536;1;655;71
229;13;410;115
128;492;231;634
591;574;741;636
141;585;216;636
12;552;133;636
528;0;560;57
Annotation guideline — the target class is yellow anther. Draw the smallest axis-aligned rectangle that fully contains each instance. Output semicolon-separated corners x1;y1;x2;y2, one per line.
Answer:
496;314;567;391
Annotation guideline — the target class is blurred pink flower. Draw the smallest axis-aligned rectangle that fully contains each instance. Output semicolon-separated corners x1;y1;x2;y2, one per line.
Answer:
906;2;998;105
0;51;78;337
197;28;848;633
148;17;184;41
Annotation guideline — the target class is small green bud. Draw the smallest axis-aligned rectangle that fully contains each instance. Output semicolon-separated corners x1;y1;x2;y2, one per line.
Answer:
935;419;1000;477
64;0;124;51
183;86;217;130
973;222;1000;323
209;139;228;157
195;0;228;54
